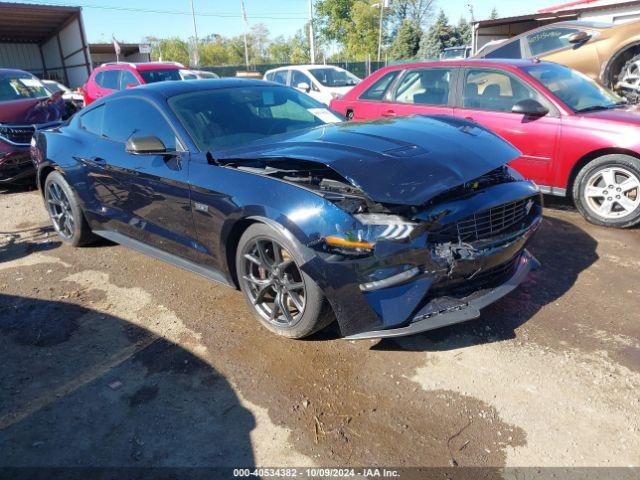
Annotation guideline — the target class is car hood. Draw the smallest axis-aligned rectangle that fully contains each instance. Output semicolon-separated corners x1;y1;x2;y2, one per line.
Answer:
217;115;521;206
579;105;640;126
0;95;65;125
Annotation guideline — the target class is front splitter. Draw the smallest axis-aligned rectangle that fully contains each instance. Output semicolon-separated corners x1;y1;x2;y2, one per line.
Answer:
344;249;539;340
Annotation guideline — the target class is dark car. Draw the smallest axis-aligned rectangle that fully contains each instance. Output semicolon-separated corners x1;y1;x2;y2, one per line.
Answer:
0;68;65;186
32;79;542;340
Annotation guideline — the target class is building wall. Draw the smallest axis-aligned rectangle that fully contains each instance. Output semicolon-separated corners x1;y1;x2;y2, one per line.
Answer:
0;43;43;73
579;4;640;23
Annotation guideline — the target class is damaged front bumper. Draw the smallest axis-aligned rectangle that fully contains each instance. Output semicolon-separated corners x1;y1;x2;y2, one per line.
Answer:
344;249;538;340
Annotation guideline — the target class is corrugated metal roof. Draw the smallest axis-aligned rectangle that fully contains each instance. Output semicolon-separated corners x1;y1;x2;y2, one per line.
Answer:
474;0;640;27
0;2;81;43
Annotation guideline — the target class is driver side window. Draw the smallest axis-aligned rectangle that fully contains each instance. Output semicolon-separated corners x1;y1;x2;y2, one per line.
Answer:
462;69;547;113
527;28;581;56
102;98;177;150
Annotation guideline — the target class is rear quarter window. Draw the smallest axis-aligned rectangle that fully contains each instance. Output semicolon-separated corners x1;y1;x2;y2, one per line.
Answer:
80;104;105;136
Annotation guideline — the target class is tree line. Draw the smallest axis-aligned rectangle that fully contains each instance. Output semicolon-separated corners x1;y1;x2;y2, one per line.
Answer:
146;1;499;67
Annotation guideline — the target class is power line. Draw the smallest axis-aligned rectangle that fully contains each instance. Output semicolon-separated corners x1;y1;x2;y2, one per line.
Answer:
6;0;309;20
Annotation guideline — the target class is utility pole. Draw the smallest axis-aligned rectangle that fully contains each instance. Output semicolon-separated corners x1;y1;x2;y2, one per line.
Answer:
376;0;389;62
240;0;250;69
189;0;199;67
308;0;315;64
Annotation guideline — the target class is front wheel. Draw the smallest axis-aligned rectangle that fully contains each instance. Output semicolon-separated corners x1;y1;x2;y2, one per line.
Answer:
573;154;640;228
235;223;334;338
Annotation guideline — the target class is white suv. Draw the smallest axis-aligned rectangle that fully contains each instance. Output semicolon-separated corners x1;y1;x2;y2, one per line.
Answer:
264;65;360;105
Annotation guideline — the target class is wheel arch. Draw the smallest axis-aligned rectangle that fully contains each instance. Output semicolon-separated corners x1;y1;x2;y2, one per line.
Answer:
37;163;64;195
222;215;318;290
566;148;640;197
601;41;640;87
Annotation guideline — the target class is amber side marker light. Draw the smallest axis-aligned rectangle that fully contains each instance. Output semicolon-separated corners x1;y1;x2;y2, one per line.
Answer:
324;236;375;250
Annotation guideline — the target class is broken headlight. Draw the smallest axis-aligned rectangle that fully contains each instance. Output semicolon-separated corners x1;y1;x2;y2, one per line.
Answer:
353;213;418;241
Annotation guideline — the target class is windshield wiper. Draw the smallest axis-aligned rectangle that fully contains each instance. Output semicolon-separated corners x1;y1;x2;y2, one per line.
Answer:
577;101;627;113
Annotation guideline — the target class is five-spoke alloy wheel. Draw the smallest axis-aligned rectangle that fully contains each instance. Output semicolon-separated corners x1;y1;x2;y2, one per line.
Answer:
241;238;307;327
236;223;333;338
575;154;640;228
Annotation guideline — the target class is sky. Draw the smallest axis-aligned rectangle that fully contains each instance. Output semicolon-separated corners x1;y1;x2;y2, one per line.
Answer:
13;0;566;43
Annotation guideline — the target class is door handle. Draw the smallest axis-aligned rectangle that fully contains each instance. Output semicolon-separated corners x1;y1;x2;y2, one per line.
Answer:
465;116;474;121
382;110;396;117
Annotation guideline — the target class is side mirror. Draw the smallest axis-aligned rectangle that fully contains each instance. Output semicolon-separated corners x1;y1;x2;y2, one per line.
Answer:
126;135;176;155
568;31;590;44
296;82;311;93
512;99;549;117
125;83;138;89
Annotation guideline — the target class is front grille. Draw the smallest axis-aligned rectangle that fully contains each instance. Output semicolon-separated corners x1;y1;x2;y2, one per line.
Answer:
0;125;36;145
429;255;519;297
431;196;540;243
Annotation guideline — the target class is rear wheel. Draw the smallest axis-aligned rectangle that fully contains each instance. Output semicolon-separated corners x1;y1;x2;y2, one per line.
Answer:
236;223;333;338
44;171;96;246
573;154;640;228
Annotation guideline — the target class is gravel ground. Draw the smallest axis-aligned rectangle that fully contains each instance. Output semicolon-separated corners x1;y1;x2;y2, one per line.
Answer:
0;188;638;471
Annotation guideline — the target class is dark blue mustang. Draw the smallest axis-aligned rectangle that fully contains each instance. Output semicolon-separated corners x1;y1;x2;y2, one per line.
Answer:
32;79;542;339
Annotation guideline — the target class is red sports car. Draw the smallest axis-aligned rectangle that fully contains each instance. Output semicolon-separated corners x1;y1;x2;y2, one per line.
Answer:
330;59;640;228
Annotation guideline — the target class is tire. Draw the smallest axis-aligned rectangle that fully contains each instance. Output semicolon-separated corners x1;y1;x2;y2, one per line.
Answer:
44;171;97;246
573;154;640;228
235;223;334;339
616;53;640;104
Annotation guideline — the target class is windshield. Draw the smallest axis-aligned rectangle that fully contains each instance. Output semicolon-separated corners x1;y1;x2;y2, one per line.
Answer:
169;86;343;151
523;63;625;112
180;70;198;80
308;68;360;87
0;72;50;102
442;49;464;59
138;68;182;83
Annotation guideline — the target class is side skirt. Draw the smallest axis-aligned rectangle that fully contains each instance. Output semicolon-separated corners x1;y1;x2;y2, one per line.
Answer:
93;229;233;288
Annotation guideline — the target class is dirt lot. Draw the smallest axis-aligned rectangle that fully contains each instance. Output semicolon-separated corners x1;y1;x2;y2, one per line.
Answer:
0;187;639;471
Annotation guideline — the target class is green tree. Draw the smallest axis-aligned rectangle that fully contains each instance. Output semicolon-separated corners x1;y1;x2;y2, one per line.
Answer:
452;17;472;46
489;7;499;19
266;36;293;64
199;35;231;66
389;0;434;34
417;9;454;59
315;0;358;43
315;0;381;60
344;1;380;59
151;37;190;65
389;19;422;59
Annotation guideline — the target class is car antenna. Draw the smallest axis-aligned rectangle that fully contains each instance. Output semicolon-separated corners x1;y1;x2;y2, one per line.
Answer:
206;151;220;166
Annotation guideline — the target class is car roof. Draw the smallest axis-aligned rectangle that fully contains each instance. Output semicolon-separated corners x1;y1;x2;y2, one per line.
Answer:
0;67;33;76
267;64;343;72
97;62;182;71
377;58;543;71
102;78;272;101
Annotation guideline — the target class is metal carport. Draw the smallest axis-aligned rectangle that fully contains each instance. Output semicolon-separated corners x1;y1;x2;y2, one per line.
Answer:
0;2;92;87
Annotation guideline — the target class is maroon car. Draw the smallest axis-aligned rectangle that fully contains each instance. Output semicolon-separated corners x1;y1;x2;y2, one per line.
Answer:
0;68;65;186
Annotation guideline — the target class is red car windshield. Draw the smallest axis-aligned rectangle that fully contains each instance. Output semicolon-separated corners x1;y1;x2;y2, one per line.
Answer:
0;72;50;102
138;69;182;84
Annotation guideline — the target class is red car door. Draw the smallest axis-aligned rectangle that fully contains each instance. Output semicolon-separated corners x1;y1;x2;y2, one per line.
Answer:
453;67;560;185
381;67;455;118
